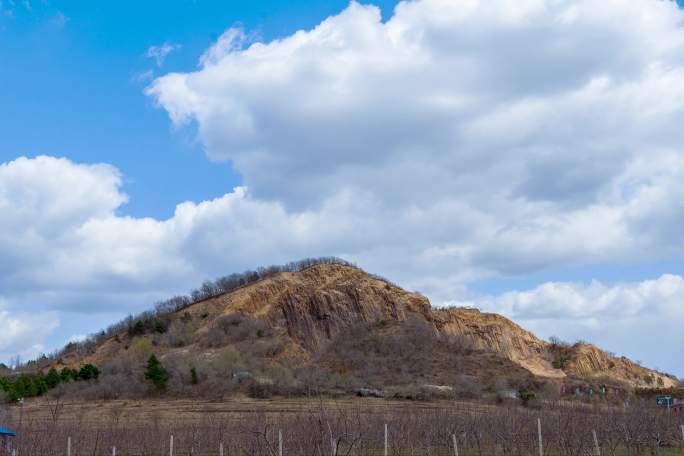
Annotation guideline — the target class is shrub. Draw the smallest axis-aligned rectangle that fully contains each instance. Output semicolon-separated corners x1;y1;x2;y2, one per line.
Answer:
153;319;168;334
128;321;146;337
549;336;569;348
199;314;271;348
453;375;483;399
129;337;154;360
518;388;536;406
78;363;100;381
247;380;274;399
552;356;568;369
95;357;147;399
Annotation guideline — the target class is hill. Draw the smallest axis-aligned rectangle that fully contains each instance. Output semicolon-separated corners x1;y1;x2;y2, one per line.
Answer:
24;259;678;401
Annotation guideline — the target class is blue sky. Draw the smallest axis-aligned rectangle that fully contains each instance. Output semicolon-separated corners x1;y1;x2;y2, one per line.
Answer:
0;0;398;219
2;0;684;376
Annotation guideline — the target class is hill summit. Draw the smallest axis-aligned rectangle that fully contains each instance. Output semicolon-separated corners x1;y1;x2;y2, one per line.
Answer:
51;260;676;400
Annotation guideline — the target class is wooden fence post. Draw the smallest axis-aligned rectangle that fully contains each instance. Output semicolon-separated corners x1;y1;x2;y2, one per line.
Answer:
278;429;283;456
681;424;684;449
328;423;336;456
537;418;543;456
220;441;224;456
170;435;174;456
593;430;600;456
67;436;71;456
384;424;388;456
452;434;459;456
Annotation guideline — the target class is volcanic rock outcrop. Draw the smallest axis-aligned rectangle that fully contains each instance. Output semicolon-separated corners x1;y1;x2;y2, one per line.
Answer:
68;263;677;391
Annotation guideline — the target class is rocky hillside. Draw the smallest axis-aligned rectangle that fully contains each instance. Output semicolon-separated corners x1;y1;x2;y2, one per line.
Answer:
56;262;676;398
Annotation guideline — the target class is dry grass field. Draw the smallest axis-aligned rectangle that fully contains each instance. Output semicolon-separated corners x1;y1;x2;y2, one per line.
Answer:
6;395;493;426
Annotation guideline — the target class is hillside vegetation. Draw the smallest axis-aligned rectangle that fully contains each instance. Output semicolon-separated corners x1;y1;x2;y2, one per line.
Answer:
1;257;676;403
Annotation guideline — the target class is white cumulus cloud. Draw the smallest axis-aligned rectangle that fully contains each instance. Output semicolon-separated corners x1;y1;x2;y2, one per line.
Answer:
0;297;58;363
147;0;684;281
4;0;684;374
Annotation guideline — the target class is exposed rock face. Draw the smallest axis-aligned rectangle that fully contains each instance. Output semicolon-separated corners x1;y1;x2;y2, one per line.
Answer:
183;265;432;350
433;308;563;378
268;269;432;351
565;343;676;388
82;263;674;389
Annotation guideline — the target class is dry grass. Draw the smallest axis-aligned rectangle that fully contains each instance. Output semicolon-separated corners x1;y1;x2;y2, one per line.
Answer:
8;395;493;426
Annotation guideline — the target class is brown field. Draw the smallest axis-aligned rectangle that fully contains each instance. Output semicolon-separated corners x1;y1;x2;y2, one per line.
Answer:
7;395;493;425
3;396;684;455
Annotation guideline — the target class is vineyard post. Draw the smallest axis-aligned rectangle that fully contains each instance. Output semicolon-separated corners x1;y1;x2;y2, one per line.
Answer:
170;435;174;456
452;434;459;456
279;429;283;456
537;418;543;456
328;423;336;456
220;441;224;456
593;430;600;456
67;436;71;456
384;424;388;456
112;446;116;456
681;424;684;449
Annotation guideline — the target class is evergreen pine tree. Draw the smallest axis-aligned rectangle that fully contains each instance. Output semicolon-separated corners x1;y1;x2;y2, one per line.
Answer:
128;320;146;337
60;367;78;383
33;373;48;395
45;367;61;389
144;354;169;390
78;363;100;381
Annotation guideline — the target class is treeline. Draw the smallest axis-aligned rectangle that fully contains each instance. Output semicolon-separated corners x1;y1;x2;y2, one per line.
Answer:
51;257;358;361
0;364;100;402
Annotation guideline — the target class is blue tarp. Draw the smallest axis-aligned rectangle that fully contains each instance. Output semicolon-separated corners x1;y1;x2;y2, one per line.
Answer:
0;428;15;436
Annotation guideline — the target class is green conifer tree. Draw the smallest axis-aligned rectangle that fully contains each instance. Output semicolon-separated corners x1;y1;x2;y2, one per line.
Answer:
144;354;169;390
78;364;100;381
45;367;61;389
